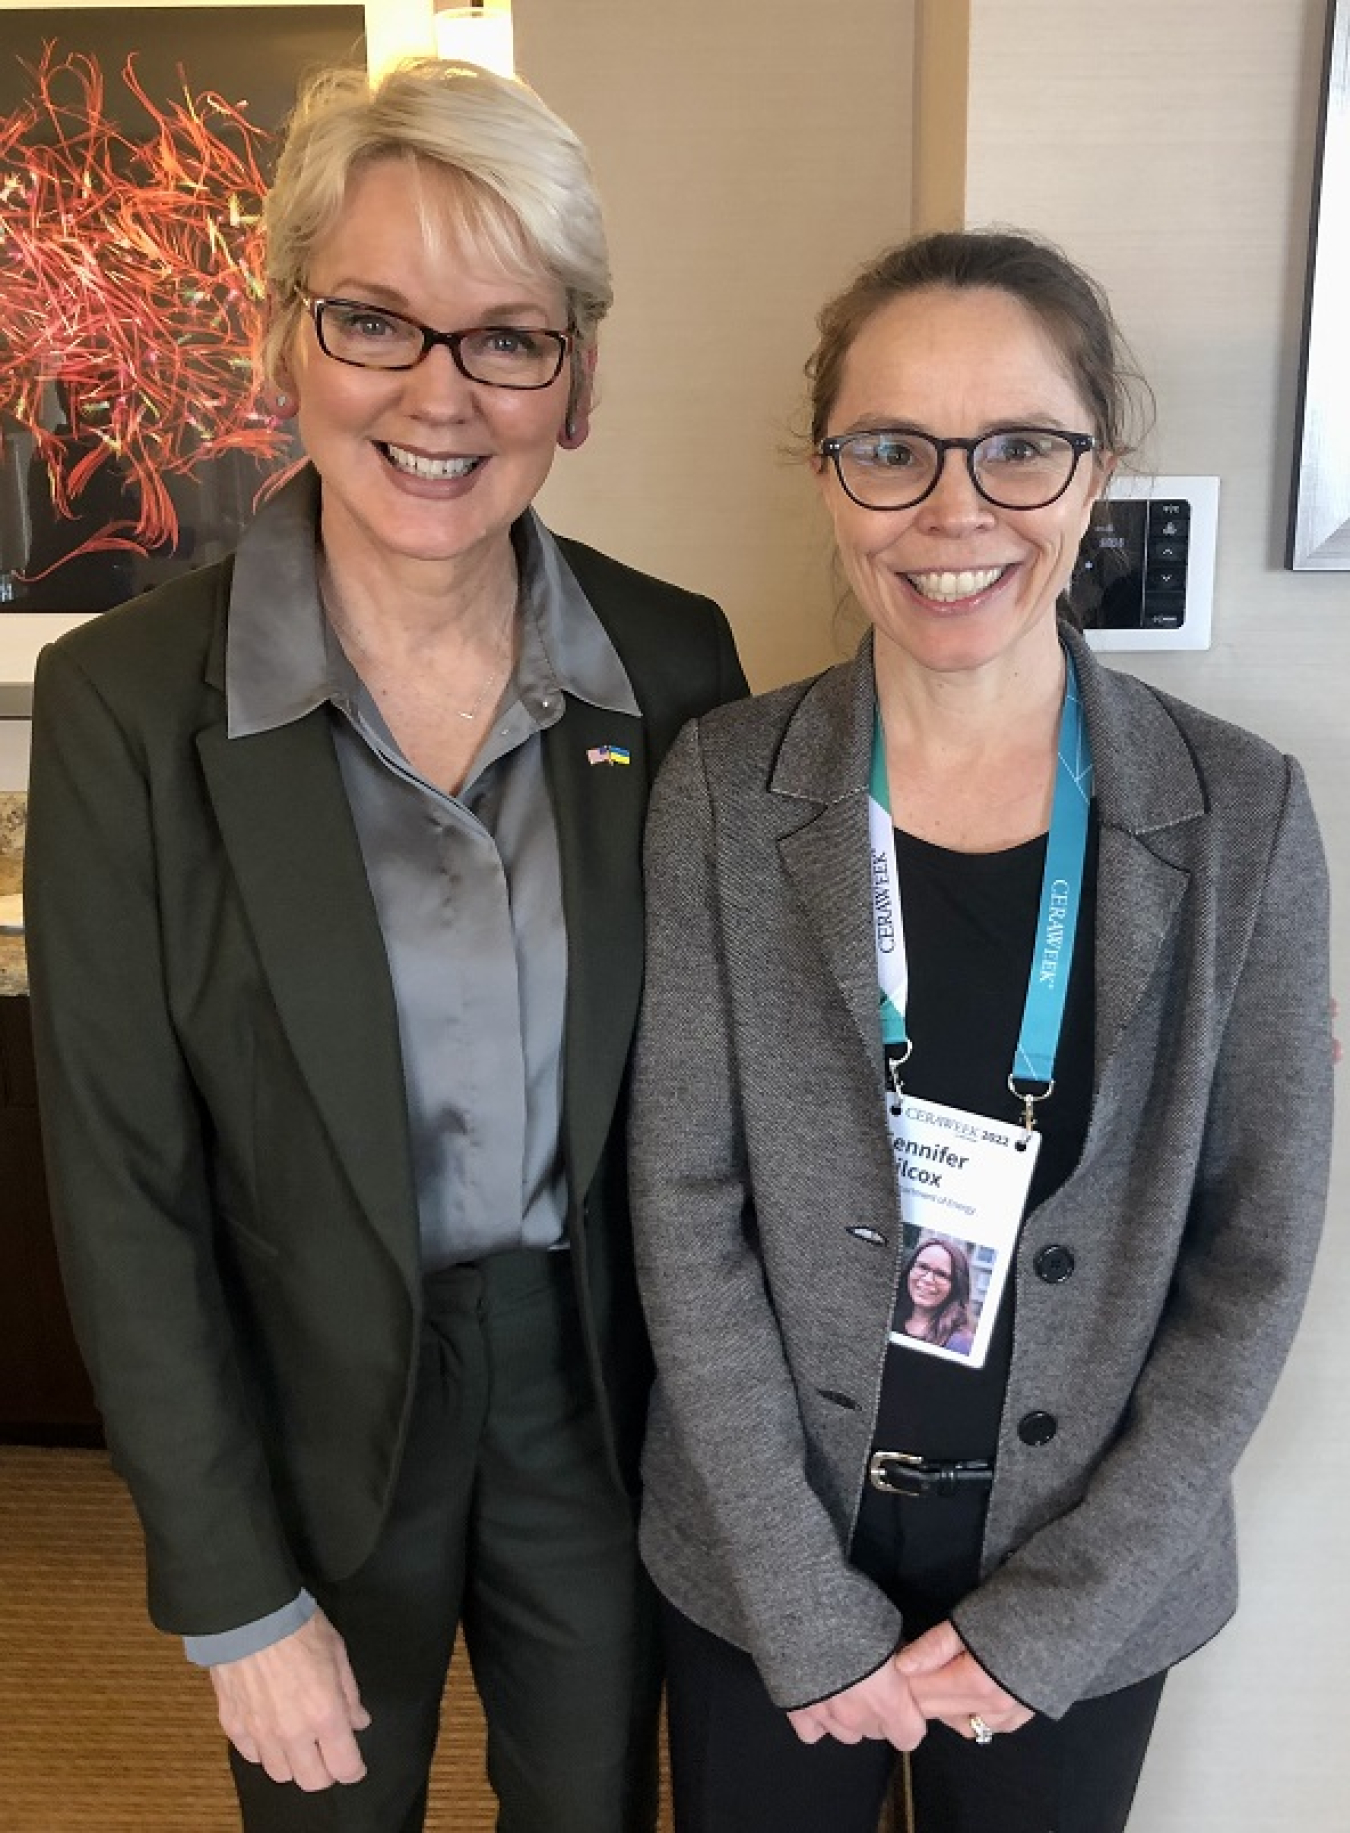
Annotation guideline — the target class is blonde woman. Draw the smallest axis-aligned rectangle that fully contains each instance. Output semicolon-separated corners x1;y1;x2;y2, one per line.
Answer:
27;59;744;1832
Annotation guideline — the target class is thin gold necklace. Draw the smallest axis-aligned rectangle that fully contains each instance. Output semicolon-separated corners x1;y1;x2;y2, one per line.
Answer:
455;636;509;721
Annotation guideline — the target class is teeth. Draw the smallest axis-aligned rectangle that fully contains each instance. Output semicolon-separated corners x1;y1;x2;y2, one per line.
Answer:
906;566;1006;603
384;445;482;480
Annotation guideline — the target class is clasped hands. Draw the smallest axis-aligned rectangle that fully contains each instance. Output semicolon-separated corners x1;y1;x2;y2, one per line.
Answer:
786;1620;1032;1752
213;1609;1021;1787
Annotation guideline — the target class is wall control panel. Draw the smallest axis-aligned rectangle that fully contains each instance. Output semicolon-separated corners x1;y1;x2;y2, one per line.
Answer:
1068;475;1219;652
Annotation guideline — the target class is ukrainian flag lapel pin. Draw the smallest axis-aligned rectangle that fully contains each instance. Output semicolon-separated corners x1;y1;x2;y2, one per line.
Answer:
586;744;632;767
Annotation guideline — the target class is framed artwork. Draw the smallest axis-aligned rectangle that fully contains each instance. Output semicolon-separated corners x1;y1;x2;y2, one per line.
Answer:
0;5;365;695
1289;0;1349;570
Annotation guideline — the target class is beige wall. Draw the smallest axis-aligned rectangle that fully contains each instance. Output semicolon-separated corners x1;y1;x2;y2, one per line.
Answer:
519;0;914;691
947;3;1348;1826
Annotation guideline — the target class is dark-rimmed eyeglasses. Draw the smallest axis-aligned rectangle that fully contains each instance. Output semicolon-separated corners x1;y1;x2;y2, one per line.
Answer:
817;426;1099;512
301;295;572;389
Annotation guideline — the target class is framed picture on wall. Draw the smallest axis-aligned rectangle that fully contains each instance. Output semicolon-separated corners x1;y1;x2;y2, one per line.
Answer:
0;4;366;691
1289;0;1349;570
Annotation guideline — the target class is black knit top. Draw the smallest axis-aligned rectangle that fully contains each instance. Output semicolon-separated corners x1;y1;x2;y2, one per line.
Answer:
873;817;1099;1461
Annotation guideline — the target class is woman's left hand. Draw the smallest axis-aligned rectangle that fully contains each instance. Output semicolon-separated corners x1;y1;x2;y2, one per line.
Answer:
894;1620;1034;1739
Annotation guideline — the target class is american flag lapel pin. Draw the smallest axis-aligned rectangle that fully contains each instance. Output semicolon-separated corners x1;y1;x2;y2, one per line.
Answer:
587;744;632;767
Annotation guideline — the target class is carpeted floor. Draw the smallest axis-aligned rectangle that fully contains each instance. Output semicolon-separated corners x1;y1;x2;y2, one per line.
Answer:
0;1445;675;1832
1;1446;908;1832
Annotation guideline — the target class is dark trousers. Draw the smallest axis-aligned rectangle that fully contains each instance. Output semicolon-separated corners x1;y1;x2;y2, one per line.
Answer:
662;1485;1164;1833
230;1250;660;1833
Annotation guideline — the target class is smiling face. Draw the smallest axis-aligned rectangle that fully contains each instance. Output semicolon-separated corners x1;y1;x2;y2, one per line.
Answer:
908;1243;956;1315
816;284;1111;683
279;156;580;582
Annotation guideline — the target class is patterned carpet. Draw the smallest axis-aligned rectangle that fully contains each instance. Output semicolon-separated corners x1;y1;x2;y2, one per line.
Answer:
0;1445;678;1832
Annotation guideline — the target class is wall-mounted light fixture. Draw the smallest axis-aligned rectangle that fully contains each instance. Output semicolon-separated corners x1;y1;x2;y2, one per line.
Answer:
433;0;515;78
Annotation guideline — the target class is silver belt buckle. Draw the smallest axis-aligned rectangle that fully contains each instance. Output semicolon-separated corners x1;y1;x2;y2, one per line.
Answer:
868;1450;930;1498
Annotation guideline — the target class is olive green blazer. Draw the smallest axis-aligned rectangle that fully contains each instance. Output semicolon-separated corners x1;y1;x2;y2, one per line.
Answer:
25;535;745;1636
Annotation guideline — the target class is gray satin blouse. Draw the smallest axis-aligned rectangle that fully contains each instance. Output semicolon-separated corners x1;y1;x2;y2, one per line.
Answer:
226;468;641;1268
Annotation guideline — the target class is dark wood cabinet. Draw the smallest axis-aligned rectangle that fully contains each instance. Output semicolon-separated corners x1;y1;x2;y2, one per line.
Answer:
0;997;102;1442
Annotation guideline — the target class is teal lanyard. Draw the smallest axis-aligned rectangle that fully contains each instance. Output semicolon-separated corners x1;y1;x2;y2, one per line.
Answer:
868;652;1093;1127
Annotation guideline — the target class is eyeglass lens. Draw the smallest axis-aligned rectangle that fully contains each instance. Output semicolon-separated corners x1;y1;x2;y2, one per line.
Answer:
315;300;564;386
835;430;1081;509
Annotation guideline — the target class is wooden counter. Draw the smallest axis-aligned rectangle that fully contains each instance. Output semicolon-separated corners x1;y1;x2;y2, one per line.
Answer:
0;994;101;1441
0;795;101;1440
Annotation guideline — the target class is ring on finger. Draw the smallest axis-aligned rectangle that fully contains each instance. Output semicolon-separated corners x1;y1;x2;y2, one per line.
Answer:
969;1713;995;1745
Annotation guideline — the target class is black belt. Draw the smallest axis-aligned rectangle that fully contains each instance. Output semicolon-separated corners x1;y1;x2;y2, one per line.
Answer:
868;1450;995;1499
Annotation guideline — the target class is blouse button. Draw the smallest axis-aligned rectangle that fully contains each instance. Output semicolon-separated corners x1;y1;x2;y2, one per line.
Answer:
1034;1244;1075;1284
1018;1411;1058;1447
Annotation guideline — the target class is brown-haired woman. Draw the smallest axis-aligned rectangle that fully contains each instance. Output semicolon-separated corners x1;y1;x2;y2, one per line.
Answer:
897;1236;975;1355
630;229;1331;1833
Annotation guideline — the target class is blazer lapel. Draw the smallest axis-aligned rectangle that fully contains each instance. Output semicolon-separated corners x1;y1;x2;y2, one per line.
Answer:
772;645;887;1086
768;631;1206;1109
1066;631;1203;1090
778;803;886;1084
545;698;649;1207
197;711;421;1287
1092;830;1191;1081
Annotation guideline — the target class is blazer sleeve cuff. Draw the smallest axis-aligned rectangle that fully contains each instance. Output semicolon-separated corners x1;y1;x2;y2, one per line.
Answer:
183;1589;318;1667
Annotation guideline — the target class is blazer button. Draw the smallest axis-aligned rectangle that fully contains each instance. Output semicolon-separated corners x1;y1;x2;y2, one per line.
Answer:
1018;1411;1058;1447
1034;1245;1075;1284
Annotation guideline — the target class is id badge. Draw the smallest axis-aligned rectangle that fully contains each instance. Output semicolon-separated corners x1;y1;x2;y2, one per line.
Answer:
885;1094;1040;1370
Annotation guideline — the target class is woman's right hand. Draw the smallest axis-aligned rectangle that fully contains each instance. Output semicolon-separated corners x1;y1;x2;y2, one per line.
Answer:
210;1607;371;1790
786;1658;927;1751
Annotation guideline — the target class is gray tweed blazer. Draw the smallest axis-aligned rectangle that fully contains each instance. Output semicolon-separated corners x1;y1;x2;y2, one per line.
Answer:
630;627;1332;1719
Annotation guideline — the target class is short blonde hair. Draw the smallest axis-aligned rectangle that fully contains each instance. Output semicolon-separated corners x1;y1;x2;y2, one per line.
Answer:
260;58;612;392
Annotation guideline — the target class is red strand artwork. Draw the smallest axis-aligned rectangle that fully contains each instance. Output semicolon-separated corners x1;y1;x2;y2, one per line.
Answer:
0;43;292;583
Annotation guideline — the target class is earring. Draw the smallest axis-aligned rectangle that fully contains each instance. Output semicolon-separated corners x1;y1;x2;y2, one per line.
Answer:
275;392;289;409
558;409;588;452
